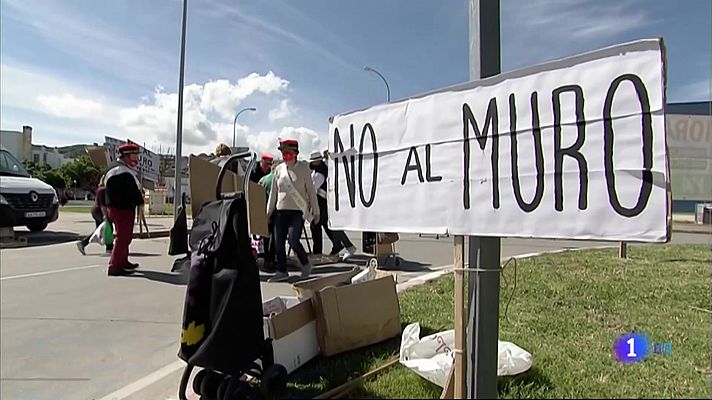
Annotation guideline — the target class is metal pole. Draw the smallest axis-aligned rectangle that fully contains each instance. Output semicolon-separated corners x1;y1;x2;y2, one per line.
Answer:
173;0;188;220
364;66;391;102
362;65;391;253
467;0;501;399
232;107;257;148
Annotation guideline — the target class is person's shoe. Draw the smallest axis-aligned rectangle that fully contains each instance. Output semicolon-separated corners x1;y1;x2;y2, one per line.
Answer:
329;248;343;256
107;268;135;277
125;261;139;270
76;242;86;255
341;246;357;261
267;271;290;282
261;261;276;273
300;262;312;279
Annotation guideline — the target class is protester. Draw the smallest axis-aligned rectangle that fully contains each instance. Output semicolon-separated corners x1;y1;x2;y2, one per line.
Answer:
76;175;113;255
308;150;357;260
258;163;277;271
104;144;144;276
265;139;319;282
250;153;274;183
212;143;245;175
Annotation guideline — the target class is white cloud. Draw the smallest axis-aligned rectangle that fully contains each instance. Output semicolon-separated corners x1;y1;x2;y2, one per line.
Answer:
36;94;104;119
201;72;289;119
269;99;293;121
246;126;324;159
1;63;325;157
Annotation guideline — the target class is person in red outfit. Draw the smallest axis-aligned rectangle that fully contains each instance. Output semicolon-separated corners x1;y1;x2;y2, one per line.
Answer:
104;144;144;276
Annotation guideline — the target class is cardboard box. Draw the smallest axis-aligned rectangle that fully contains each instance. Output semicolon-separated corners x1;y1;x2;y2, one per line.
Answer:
293;268;402;357
262;296;320;374
189;155;269;236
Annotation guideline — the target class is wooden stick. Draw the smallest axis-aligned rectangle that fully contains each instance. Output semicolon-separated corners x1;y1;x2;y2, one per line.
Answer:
619;241;627;259
313;356;399;399
453;235;465;399
440;366;455;399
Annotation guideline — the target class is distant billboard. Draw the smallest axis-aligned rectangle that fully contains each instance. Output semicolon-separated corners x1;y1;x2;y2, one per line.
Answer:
666;113;712;201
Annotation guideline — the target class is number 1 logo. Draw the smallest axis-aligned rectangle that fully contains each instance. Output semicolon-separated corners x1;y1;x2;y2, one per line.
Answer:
614;333;649;363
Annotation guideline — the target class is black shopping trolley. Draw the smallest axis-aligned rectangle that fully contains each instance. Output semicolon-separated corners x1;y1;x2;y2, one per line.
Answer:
177;151;287;400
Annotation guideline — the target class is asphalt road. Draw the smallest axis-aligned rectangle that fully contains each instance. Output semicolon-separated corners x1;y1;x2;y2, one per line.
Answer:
0;231;708;400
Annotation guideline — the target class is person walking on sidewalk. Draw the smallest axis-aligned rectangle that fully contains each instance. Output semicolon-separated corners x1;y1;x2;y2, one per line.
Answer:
308;151;357;260
76;175;113;255
104;144;144;276
266;139;319;282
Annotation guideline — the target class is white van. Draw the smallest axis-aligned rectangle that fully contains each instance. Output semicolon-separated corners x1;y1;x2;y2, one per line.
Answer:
0;147;59;232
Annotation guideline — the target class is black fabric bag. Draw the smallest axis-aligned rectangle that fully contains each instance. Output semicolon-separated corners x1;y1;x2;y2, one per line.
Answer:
168;192;189;256
177;153;275;399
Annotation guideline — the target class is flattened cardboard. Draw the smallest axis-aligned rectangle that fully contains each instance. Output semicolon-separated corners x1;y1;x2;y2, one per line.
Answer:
292;267;361;300
86;146;109;168
262;296;319;374
188;155;268;236
293;268;402;357
267;298;315;340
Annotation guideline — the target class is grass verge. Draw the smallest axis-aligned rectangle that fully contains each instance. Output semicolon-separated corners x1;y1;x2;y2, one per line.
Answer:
286;244;711;399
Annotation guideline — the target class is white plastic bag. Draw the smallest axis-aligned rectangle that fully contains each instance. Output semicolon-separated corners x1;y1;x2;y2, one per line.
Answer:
399;323;533;388
88;221;106;245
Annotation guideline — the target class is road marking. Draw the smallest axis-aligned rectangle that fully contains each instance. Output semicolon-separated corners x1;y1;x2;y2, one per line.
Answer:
96;360;185;400
0;264;101;281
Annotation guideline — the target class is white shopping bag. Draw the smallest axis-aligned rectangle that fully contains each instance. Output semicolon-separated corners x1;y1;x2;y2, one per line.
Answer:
399;323;533;388
88;221;107;245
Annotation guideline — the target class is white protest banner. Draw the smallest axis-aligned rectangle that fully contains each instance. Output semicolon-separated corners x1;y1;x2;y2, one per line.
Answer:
104;136;124;164
328;39;670;242
104;136;160;182
128;139;160;183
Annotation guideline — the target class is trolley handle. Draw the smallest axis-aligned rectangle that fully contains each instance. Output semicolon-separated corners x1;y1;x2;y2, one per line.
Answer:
214;150;257;200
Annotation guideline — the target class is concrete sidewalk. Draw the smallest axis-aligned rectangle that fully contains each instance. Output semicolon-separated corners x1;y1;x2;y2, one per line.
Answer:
51;209;710;237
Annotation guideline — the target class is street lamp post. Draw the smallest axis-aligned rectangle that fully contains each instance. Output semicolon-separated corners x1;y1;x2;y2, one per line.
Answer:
362;65;391;254
232;107;257;148
173;0;188;220
73;180;77;200
363;65;391;102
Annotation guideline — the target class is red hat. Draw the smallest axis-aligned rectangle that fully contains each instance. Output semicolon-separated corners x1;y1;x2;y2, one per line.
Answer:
260;152;274;161
278;139;299;153
118;143;140;156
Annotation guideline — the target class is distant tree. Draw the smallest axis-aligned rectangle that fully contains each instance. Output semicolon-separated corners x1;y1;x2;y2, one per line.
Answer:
44;170;67;189
58;156;102;190
21;160;51;181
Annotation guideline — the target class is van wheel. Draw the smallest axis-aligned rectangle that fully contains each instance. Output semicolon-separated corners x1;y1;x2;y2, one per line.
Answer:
27;223;48;232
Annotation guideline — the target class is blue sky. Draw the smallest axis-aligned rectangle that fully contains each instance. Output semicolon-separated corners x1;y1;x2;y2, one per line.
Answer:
1;0;710;157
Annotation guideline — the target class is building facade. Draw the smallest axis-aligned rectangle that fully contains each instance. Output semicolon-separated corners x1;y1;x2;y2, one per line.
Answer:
0;126;70;168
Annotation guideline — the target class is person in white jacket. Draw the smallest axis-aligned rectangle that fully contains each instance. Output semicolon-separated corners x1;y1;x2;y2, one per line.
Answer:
266;139;320;282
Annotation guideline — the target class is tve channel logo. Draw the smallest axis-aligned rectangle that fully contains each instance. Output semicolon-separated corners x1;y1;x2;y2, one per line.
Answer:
613;332;672;364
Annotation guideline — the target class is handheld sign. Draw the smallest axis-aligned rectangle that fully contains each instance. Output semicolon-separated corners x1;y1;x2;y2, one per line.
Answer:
328;39;670;243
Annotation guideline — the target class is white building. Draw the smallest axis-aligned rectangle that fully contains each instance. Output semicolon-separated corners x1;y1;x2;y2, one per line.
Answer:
0;126;70;168
0;126;33;161
30;145;70;169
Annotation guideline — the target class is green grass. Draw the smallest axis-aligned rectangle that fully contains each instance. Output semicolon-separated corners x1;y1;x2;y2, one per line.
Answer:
286;244;711;399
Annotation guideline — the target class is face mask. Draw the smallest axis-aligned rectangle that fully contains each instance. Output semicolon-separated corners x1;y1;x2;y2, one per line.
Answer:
282;152;296;162
127;158;138;167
